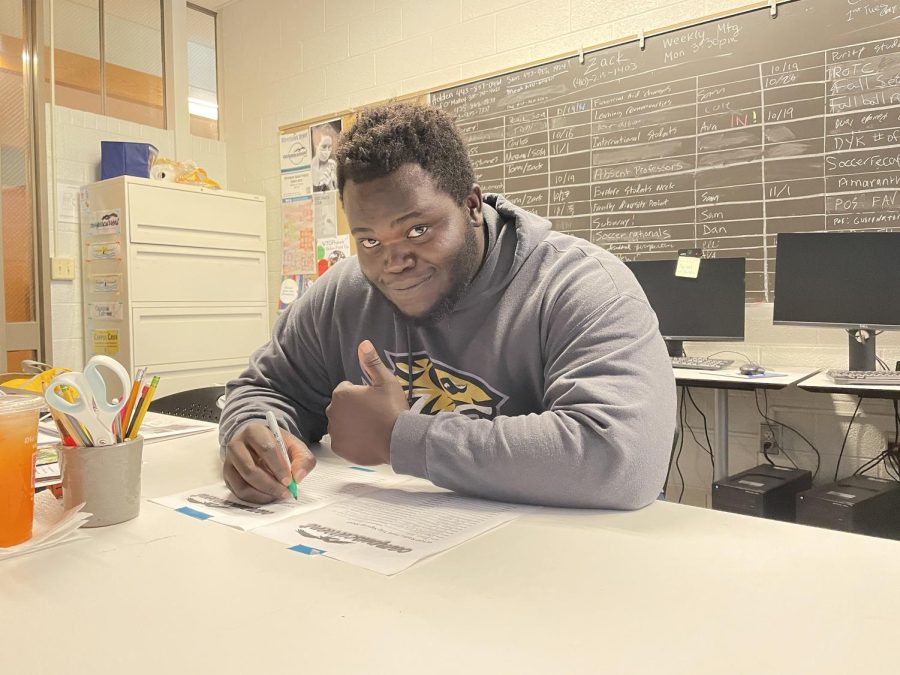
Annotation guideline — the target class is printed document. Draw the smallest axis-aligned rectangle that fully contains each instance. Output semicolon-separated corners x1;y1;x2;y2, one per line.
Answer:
151;461;406;530
154;463;533;574
253;485;532;575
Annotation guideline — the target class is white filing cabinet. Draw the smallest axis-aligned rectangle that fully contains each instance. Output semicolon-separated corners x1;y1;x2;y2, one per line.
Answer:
80;176;268;396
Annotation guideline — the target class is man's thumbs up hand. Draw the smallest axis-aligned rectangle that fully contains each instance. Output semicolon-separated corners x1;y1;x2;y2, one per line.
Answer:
326;340;410;466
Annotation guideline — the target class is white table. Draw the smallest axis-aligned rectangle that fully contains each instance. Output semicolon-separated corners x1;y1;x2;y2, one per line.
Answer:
798;371;900;399
3;430;899;675
674;367;820;479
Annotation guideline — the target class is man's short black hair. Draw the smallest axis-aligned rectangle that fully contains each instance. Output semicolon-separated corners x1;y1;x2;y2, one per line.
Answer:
336;102;475;205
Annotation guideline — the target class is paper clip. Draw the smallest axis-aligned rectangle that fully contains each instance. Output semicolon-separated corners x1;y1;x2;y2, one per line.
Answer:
638;29;646;51
769;0;778;18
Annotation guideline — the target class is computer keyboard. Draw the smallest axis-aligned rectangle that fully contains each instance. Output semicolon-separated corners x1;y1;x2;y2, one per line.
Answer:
826;370;900;385
671;356;734;371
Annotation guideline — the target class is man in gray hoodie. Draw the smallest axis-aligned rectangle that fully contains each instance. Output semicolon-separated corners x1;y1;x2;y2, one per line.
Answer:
220;102;676;509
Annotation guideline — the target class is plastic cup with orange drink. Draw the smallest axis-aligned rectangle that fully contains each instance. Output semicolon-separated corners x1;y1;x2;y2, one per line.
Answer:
0;394;43;547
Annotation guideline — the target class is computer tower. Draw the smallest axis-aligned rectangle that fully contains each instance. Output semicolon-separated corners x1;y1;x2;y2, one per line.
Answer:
796;475;900;539
712;465;812;522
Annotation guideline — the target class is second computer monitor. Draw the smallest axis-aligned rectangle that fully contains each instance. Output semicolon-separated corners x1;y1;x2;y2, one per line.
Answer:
773;231;900;370
625;257;746;356
773;232;900;329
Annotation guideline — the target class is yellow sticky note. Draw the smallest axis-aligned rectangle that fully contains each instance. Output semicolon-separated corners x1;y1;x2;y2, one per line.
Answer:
675;255;701;279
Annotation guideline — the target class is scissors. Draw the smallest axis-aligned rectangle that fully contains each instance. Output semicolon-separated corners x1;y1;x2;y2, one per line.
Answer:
45;356;131;446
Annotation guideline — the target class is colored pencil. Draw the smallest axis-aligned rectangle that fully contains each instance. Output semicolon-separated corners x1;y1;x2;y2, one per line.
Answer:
120;367;146;431
50;408;78;447
64;413;92;446
125;385;150;439
127;376;159;440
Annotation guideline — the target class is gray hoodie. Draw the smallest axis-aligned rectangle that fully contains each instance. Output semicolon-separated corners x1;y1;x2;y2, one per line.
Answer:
220;194;676;509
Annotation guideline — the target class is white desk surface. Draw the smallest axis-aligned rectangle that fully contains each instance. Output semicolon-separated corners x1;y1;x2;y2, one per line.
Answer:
3;430;899;675
798;371;900;398
673;365;820;391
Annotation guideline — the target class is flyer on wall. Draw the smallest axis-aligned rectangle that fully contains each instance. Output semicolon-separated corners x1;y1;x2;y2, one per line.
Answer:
280;129;311;174
309;119;341;193
313;190;337;238
282;198;316;276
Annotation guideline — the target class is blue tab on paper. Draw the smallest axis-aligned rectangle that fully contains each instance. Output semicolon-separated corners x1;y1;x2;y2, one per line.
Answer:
176;506;212;520
349;466;375;472
289;544;326;555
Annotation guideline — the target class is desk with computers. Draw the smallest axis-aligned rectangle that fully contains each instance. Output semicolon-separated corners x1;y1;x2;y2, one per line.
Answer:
624;231;900;540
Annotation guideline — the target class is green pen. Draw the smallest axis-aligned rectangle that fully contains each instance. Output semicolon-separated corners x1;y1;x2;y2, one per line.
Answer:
266;410;298;500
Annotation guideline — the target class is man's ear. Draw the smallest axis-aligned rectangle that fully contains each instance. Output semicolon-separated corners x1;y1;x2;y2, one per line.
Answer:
465;184;484;225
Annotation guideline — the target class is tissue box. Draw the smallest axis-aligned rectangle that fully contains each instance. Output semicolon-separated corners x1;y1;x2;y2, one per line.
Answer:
101;141;158;180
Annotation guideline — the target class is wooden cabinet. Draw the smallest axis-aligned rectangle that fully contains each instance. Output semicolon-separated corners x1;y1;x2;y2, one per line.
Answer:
81;177;268;396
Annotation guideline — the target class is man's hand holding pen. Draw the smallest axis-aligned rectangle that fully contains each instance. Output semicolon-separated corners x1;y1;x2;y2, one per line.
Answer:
224;423;316;504
224;340;406;502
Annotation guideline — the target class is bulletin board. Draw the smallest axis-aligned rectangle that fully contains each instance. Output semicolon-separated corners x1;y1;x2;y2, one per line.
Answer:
276;95;426;311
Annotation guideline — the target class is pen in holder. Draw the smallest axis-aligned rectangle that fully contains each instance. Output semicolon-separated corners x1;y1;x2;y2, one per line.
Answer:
60;436;144;527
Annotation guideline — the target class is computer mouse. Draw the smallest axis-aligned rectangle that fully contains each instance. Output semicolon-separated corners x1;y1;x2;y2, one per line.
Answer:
739;362;766;376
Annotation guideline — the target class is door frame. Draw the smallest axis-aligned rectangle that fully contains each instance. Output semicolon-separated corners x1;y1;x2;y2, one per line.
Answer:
1;0;53;368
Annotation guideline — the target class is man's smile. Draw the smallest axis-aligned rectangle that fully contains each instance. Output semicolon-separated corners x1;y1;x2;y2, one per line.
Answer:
387;274;434;294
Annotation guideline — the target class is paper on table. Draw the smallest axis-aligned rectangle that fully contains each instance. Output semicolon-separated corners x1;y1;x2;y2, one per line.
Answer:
134;412;218;441
0;491;91;561
38;429;60;447
34;446;61;487
35;463;61;488
39;411;217;444
252;486;534;575
151;460;408;531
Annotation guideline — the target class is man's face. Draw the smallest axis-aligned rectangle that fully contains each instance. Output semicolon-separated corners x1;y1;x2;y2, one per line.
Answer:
344;163;484;324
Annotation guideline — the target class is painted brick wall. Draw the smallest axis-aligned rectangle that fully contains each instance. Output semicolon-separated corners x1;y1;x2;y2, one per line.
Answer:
219;0;900;505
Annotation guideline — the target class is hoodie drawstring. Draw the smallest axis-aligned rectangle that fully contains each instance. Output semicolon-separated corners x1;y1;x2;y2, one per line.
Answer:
405;324;413;407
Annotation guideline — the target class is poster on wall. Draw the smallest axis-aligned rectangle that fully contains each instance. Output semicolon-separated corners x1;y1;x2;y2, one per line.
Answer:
281;170;312;200
57;183;80;224
282;197;316;276
313;190;338;238
277;274;313;314
316;234;351;277
309;119;341;192
280;130;311;173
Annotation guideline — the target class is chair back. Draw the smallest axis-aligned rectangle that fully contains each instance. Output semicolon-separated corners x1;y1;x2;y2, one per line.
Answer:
148;386;224;423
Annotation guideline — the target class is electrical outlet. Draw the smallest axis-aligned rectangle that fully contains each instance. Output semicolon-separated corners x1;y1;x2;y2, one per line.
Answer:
760;422;783;455
51;257;75;280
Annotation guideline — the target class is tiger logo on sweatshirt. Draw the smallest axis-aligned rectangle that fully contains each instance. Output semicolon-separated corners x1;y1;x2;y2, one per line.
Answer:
385;351;507;419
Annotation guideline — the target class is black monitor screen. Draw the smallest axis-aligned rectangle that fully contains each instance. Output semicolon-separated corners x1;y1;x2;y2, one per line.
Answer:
773;232;900;329
625;258;746;341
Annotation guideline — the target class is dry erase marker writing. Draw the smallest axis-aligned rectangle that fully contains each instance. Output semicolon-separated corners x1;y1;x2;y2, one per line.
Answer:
266;410;298;500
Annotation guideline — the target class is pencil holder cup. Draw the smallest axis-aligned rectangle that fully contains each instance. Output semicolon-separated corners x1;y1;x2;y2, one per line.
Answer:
60;436;144;527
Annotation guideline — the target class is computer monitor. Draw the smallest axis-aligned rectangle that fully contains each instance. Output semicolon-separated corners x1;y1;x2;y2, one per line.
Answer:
625;257;746;357
773;232;900;370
